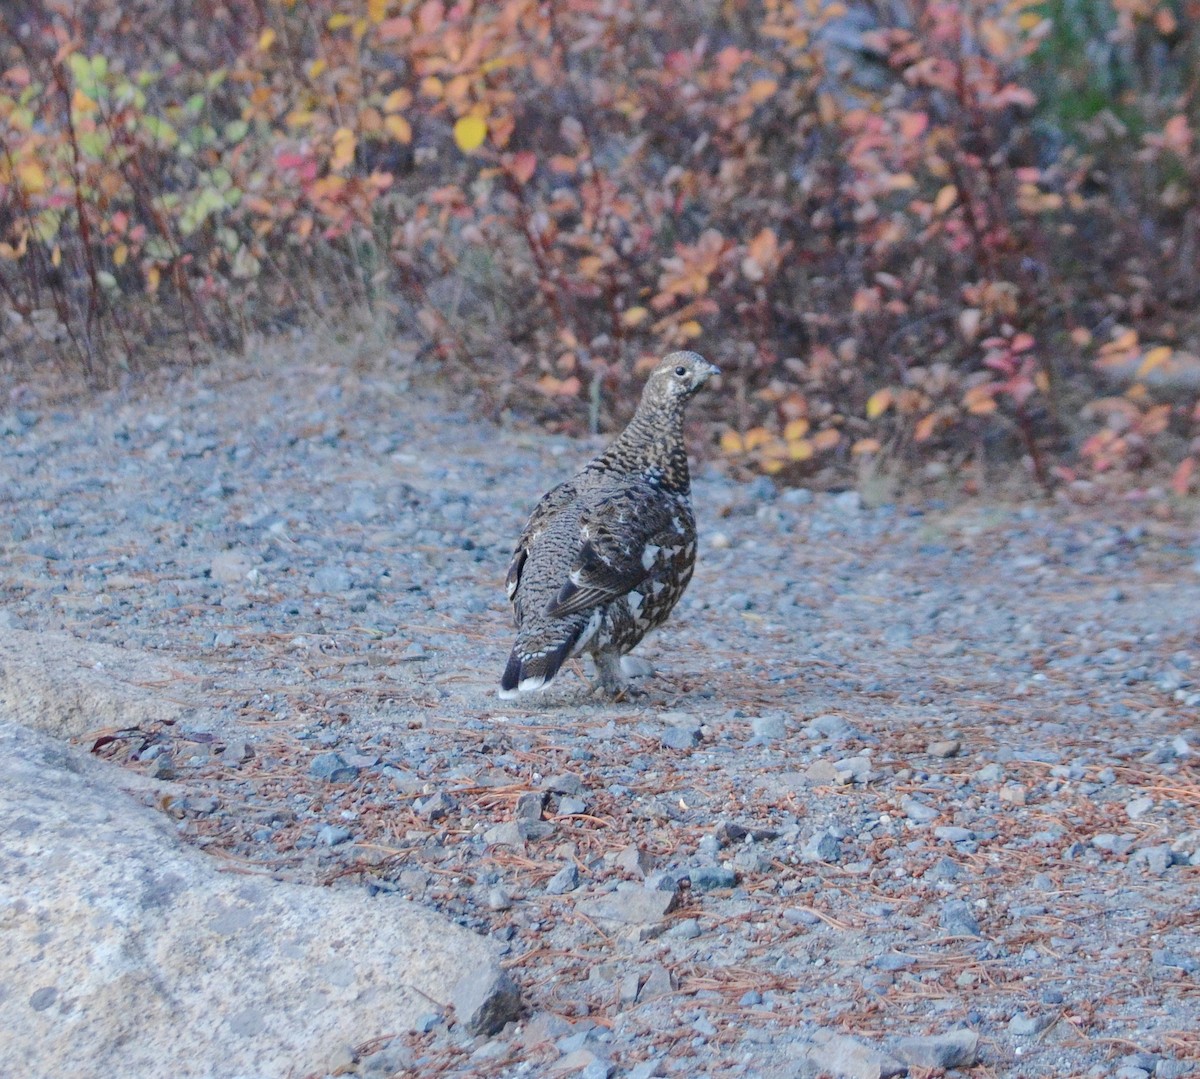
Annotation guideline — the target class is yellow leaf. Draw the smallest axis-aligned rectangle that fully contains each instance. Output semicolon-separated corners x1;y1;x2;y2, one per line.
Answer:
331;127;356;170
258;28;276;51
51;245;61;267
1137;346;1172;377
720;430;745;454
933;184;957;215
308;59;327;79
368;0;387;23
761;458;786;474
384;114;412;143
453;115;487;152
679;320;702;339
784;418;809;441
113;243;128;267
72;88;97;114
788;439;814;461
383;89;412;113
621;306;649;328
744;427;771;451
866;388;892;419
327;13;353;29
16;161;47;194
420;76;444;99
146;265;160;293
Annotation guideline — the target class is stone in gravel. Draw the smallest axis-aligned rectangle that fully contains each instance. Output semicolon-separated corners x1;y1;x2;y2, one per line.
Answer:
802;831;842;863
749;715;787;741
740;990;763;1006
715;821;781;845
644;869;685;892
515;791;547;820
669;918;702;940
318;825;352;846
542;773;584;796
895;1029;978;1069
1121;1054;1161;1074
1009;1012;1053;1036
451;967;521;1037
210;550;256;584
1115;1069;1150;1079
545;864;580;895
627;1061;664;1079
309;752;359;783
222;738;252;763
805;713;859;741
1131;845;1174;875
661;725;701;751
999;783;1028;805
557;796;587;816
615;845;655;878
900;795;939;823
486;887;513;912
212;630;238;648
483;821;554;846
1126;796;1154;820
926;739;961;758
689;865;737;892
636;964;675;1002
311;565;353;592
557;1049;611;1077
939;899;982;937
934;826;975;843
801;1030;906;1079
151;755;176;780
806;760;842;785
1156;1061;1192;1079
577;882;679;926
414;791;455;821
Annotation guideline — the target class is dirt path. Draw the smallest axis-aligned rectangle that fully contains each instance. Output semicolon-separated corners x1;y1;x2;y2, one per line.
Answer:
3;339;1199;1077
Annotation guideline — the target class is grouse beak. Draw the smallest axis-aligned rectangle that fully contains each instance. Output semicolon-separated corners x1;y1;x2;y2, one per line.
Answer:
701;361;721;384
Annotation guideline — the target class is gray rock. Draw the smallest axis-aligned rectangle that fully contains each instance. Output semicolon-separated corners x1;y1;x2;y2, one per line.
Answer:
1009;1012;1053;1036
615;845;655;878
515;791;547;820
661;726;700;751
317;824;352;846
542;773;584;796
486;887;513;911
450;966;521;1036
805;713;859;741
895;1029;978;1069
309;752;359;783
934;826;975;843
669;918;702;940
800;1030;907;1078
636;964;675;1002
209;550;257;584
803;831;842;863
311;565;354;593
484;820;554;846
577;882;679;926
545;863;580;895
0;721;514;1075
939;899;982;937
901;795;939;823
558;796;588;816
750;715;787;741
926;739;961;758
415;791;456;821
688;865;737;892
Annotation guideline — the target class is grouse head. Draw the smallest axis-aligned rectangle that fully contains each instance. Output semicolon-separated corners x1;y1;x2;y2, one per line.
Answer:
639;352;720;413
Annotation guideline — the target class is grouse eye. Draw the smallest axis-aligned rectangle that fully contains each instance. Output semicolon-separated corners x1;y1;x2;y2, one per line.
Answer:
674;365;688;377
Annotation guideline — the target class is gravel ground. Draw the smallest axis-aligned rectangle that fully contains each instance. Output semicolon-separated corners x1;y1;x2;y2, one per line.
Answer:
3;338;1200;1078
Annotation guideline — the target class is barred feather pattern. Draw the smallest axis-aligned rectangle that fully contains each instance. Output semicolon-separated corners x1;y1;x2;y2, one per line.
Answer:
499;352;718;698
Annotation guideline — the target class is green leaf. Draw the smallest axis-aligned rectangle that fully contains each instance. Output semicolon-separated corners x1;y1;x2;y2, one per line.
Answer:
224;119;249;143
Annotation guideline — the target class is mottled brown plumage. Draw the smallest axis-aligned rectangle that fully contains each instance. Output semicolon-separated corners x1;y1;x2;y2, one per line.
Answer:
499;352;719;698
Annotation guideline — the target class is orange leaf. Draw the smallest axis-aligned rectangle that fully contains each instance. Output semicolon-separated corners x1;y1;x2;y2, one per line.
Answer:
866;389;892;420
1171;457;1195;496
811;429;841;452
720;430;745;454
1137;346;1172;377
621;306;649;328
852;438;881;455
509;150;537;184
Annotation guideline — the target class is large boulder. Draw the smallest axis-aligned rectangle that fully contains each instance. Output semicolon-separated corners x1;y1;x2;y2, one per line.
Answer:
0;721;519;1078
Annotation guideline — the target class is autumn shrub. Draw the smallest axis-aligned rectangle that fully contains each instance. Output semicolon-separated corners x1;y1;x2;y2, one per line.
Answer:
1;0;1198;494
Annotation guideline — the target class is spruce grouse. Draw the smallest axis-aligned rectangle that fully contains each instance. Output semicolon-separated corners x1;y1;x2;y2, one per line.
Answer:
499;351;719;698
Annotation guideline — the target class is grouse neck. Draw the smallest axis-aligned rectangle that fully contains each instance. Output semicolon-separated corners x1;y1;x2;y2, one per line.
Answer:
589;399;691;495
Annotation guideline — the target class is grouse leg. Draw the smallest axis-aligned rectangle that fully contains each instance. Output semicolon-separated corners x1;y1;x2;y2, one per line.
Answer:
592;649;630;697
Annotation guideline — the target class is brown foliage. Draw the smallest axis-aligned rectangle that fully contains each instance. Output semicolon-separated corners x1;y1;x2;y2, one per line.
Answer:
1;0;1199;492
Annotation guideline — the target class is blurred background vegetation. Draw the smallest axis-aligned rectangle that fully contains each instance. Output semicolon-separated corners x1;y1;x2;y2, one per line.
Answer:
2;0;1199;496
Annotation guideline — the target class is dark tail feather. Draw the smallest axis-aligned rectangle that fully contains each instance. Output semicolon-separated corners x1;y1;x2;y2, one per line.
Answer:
498;633;578;698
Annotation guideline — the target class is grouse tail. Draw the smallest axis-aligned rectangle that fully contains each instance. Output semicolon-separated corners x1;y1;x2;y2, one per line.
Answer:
497;633;578;699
